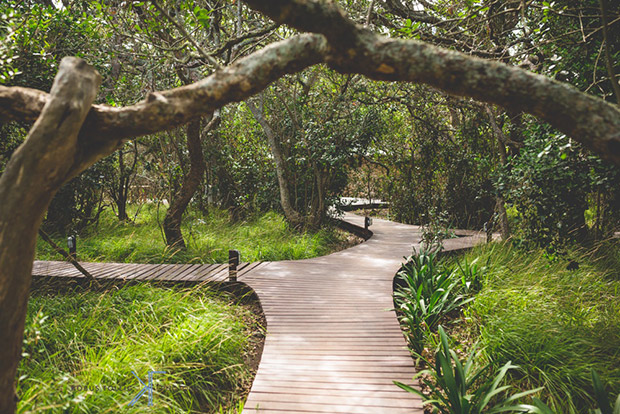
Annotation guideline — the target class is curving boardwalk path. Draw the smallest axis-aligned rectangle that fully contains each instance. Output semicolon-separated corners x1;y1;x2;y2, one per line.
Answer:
32;213;486;413
237;213;485;414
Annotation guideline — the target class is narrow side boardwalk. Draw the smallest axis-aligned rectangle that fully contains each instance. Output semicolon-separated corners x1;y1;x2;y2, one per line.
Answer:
32;214;485;413
32;259;269;282
238;214;485;414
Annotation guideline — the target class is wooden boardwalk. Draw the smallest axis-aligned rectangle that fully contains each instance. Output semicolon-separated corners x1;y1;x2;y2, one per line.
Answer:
32;259;269;282
32;213;486;413
238;213;485;414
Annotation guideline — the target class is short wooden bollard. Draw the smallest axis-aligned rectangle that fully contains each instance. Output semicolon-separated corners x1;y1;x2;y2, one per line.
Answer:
364;216;373;230
67;235;77;260
229;249;240;282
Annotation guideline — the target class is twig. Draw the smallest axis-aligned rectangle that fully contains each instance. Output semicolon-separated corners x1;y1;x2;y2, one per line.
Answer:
598;0;620;104
151;0;221;69
37;229;101;287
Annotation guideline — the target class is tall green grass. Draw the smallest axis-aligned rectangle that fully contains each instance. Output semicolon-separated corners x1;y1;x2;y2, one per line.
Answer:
455;241;620;413
36;205;348;264
17;281;260;413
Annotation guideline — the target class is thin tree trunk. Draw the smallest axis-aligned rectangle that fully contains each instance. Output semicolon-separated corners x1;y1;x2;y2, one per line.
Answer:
116;148;129;220
0;57;100;413
486;105;511;240
310;165;328;229
247;98;304;227
495;196;509;240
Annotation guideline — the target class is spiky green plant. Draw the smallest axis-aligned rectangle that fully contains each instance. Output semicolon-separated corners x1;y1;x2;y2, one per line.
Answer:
395;326;543;414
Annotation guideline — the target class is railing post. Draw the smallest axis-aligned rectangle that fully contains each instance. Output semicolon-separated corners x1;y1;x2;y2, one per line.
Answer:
228;249;240;282
67;235;77;260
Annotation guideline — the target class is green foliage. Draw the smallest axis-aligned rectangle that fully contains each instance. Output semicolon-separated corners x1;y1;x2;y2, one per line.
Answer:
395;326;543;414
592;370;620;414
36;205;348;264
497;126;597;250
0;1;106;89
206;104;280;216
17;282;257;413
0;7;21;83
44;158;114;235
367;86;497;230
394;250;472;354
249;70;386;222
456;242;620;413
454;256;487;296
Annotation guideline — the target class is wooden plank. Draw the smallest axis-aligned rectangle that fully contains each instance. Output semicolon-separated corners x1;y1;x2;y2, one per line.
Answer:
96;262;138;279
208;263;230;282
144;263;182;280
176;263;207;281
128;264;165;280
239;261;269;277
191;263;220;281
245;392;420;407
242;400;421;414
161;263;197;281
197;263;228;281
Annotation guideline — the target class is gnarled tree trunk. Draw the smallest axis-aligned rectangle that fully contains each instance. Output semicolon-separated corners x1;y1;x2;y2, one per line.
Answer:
162;120;204;248
0;57;100;413
162;112;220;247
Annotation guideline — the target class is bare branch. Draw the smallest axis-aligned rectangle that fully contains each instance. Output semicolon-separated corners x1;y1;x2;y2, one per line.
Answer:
598;0;620;104
151;0;221;69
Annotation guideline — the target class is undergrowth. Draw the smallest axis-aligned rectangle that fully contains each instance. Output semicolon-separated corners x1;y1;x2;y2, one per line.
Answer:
396;241;620;413
36;205;349;264
17;280;261;413
463;241;620;413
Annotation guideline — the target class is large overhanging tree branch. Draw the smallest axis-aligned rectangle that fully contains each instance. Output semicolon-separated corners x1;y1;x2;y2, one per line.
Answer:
2;6;619;166
1;6;619;165
0;33;328;180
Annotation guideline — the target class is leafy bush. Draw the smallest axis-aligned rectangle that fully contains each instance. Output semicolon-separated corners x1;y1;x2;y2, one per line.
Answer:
497;126;620;251
394;250;472;354
395;326;543;414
